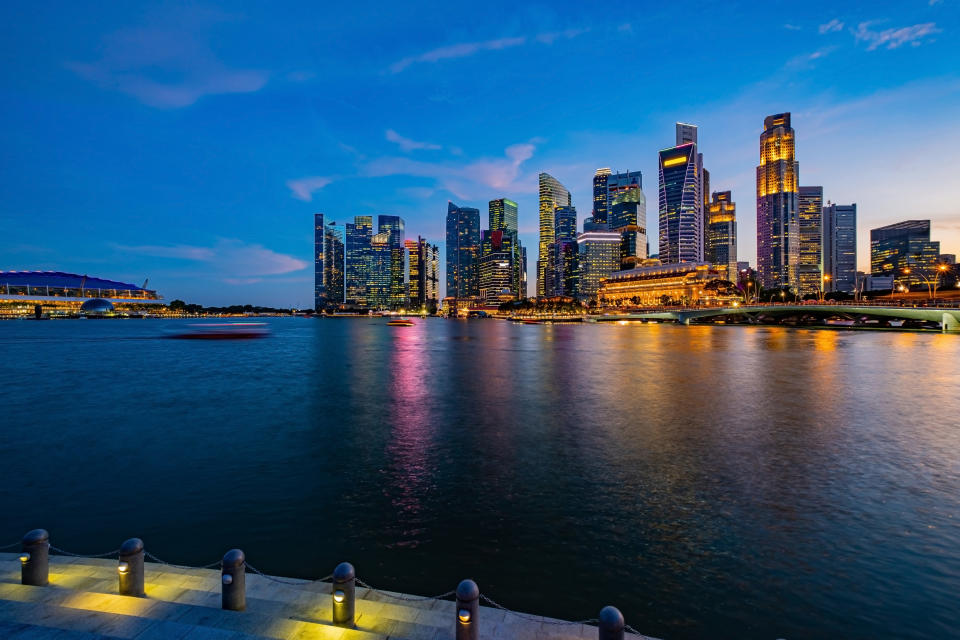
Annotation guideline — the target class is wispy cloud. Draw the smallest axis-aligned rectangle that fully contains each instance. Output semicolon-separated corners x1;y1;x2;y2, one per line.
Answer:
784;24;803;31
388;29;586;73
819;19;845;34
854;21;941;50
113;239;307;277
363;141;539;199
66;19;268;108
786;46;838;68
385;129;442;152
286;176;334;201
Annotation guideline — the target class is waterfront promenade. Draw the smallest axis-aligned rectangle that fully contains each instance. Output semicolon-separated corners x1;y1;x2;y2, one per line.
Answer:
0;553;650;639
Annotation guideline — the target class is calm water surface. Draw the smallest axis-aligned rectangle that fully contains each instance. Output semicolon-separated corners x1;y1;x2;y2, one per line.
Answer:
1;318;958;639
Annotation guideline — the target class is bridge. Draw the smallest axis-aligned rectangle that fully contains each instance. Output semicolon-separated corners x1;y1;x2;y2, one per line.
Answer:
593;304;960;332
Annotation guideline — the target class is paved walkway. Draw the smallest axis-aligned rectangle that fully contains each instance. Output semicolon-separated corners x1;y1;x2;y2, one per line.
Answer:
0;554;651;639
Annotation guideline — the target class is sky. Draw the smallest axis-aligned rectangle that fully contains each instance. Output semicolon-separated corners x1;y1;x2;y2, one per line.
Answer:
1;0;959;306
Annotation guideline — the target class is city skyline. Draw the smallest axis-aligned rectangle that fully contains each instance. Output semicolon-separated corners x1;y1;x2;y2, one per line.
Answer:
2;2;959;306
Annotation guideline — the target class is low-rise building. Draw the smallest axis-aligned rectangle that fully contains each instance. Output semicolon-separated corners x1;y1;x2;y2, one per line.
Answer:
598;261;735;307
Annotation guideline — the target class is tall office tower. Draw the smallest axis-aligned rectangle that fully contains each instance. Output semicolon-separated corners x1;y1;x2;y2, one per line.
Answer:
376;215;407;309
446;202;481;300
479;229;519;302
345;216;372;306
796;186;824;296
592;168;612;226
521;247;528;297
324;221;345;305
659;137;703;264
610;188;648;270
550;205;579;297
489;198;518;233
870;220;940;288
425;243;440;309
822;203;857;293
538;173;571;296
314;213;326;309
757;113;800;290
577;231;622;300
676;122;698;145
706;191;737;278
606;171;643;212
406;237;423;310
368;232;393;309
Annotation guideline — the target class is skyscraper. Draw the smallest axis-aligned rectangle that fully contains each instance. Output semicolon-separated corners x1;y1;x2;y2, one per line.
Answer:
659;130;703;264
345;216;372;306
479;229;518;303
592;168;612;226
797;186;823;297
550;205;579;297
538;173;571;297
368;231;391;309
314;213;326;310
823;203;857;293
870;220;938;288
757;113;800;291
324;221;345;305
446;202;481;301
406;236;439;312
377;215;407;309
606;171;643;214
706;191;737;278
577;231;622;300
489;198;518;233
610;188;647;270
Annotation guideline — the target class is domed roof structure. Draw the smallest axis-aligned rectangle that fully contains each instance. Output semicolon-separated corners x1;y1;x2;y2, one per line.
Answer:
80;298;114;314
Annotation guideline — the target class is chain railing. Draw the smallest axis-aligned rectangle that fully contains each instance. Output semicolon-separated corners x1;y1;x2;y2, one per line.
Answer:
480;593;598;626
244;561;331;586
355;577;454;603
49;544;119;558
143;550;221;570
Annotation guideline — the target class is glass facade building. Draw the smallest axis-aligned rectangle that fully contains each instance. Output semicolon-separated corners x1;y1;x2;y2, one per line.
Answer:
658;142;703;264
324;222;345;305
406;236;439;312
757;113;800;291
345;216;372;306
577;231;622;300
376;215;407;309
797;186;823;297
870;220;938;288
706;191;737;279
610;187;648;270
489;198;518;234
314;213;326;310
592;168;612;226
549;206;579;297
537;173;571;297
368;232;392;309
822;203;857;293
479;229;518;303
446;202;481;301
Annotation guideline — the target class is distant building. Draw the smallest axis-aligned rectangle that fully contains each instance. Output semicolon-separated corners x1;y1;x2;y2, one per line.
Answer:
757;113;799;291
377;215;407;309
489;198;518;233
0;271;162;317
345;216;373;306
610;188;648;270
538;173;571;296
405;237;439;312
797;186;823;296
823;203;857;293
446;202;481;301
368;231;392;309
606;170;643;221
549;206;579;297
706;191;737;279
479;229;519;303
313;213;345;309
599;261;734;307
577;231;622;301
314;213;326;309
659;124;703;264
592;168;612;226
870;220;940;288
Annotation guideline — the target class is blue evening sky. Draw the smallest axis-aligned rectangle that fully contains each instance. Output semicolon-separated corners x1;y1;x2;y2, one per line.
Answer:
2;1;958;306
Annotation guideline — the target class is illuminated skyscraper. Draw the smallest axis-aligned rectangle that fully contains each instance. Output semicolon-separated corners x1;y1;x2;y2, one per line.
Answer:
489;198;518;233
377;215;407;309
757;113;800;290
610;188;648;270
324;221;345;305
368;231;391;309
870;220;940;288
406;236;439;312
592;168;612;226
345;215;372;306
446;202;481;300
538;173;571;297
549;205;579;297
823;203;857;293
706;191;737;277
314;213;326;309
577;231;622;300
606;171;643;215
479;229;518;302
659;136;703;264
797;186;823;297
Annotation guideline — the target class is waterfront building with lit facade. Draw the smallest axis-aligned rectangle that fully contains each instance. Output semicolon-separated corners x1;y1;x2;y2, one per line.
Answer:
368;231;392;309
706;191;737;278
592;168;611;226
537;173;571;297
757;113;800;291
607;170;643;218
376;215;408;309
610;188;648;270
489;198;518;234
345;216;373;306
547;205;578;297
446;202;481;302
406;236;439;312
598;261;734;307
659;124;704;264
577;231;622;301
313;213;346;309
797;186;823;296
0;271;162;317
870;220;939;288
823;202;857;293
479;229;519;303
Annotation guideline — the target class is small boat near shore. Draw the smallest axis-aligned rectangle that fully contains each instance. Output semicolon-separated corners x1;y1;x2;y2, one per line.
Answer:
167;322;270;339
386;318;415;326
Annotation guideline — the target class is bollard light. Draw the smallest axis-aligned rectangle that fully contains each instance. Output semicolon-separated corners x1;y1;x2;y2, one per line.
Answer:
454;579;479;640
331;562;356;627
118;562;129;574
222;574;233;585
19;553;30;564
458;608;471;623
333;589;345;603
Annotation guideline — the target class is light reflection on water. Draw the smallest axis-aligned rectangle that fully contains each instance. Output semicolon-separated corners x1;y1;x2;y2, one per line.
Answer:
0;318;958;639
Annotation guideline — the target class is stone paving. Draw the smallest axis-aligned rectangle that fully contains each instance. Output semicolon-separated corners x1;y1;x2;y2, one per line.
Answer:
0;554;652;639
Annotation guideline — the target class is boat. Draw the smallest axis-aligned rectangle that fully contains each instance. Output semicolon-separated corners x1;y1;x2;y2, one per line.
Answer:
387;318;415;326
167;322;270;339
